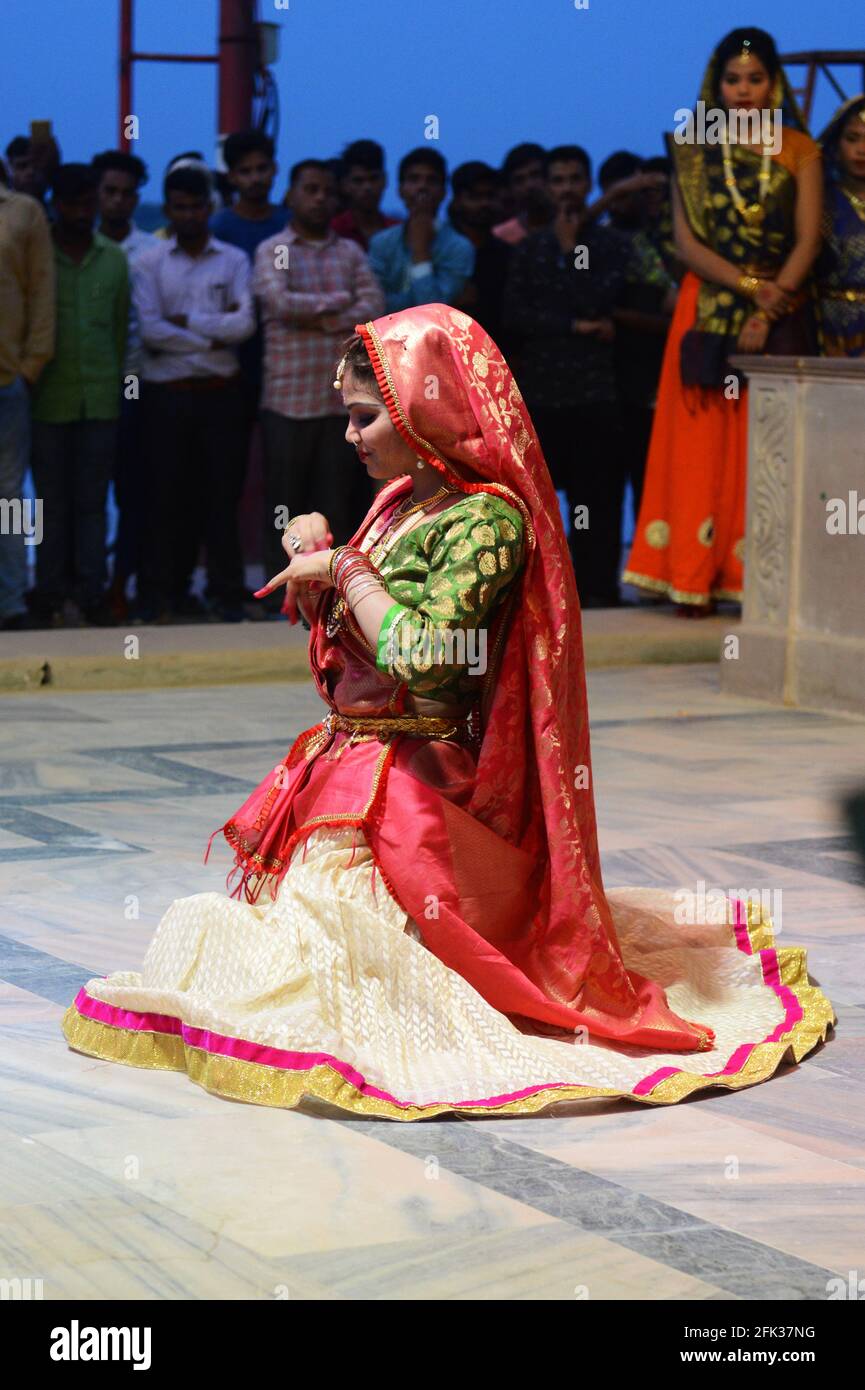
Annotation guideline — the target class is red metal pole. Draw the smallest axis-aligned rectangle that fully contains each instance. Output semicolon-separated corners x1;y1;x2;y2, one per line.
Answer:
218;0;257;136
119;0;133;150
803;61;817;128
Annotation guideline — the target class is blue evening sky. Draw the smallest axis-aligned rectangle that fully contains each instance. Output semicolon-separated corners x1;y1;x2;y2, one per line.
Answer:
2;0;862;209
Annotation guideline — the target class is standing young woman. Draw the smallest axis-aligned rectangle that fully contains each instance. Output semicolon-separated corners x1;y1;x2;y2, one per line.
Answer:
623;28;822;615
61;304;834;1119
815;95;865;356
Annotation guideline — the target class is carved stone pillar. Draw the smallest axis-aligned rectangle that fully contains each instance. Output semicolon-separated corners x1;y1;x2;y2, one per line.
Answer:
721;356;865;715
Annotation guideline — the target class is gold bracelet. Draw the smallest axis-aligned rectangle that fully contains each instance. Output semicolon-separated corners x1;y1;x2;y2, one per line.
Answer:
738;274;761;298
328;546;346;585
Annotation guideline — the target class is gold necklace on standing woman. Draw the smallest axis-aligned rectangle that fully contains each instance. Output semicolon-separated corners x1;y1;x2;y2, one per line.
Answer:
722;134;773;228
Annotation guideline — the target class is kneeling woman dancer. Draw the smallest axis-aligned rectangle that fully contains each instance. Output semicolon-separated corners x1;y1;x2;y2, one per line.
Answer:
62;304;834;1119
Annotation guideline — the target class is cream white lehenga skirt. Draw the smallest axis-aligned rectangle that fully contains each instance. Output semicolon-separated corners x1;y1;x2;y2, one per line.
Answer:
62;827;835;1120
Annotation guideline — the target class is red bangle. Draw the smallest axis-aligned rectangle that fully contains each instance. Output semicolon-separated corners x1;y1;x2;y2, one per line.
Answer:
331;546;383;601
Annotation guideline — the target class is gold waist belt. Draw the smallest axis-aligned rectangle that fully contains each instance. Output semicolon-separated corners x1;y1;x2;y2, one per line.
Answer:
324;711;474;743
821;287;865;302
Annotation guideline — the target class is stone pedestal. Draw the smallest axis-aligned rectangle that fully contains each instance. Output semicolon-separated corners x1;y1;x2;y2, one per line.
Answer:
721;356;865;715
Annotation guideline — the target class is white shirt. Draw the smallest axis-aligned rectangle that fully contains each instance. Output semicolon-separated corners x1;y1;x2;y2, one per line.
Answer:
120;223;157;261
132;235;254;382
114;222;157;375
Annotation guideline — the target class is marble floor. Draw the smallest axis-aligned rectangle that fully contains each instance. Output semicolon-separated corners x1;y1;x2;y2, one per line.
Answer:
1;664;863;1300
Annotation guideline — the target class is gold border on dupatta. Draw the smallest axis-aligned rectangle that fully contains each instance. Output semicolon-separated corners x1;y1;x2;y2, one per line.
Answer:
361;320;536;552
665;134;709;244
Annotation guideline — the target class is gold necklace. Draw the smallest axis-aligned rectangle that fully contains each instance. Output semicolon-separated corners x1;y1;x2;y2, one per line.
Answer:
367;484;455;564
325;485;456;638
722;136;773;228
391;484;453;521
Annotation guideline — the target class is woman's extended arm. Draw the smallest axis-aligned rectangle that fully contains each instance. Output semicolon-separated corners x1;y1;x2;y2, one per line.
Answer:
671;182;749;291
672;183;793;319
254;543;393;640
255;501;525;695
261;512;333;624
775;156;823;292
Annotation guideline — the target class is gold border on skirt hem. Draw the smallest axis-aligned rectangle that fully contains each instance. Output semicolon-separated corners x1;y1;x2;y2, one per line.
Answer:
60;935;835;1122
621;569;743;605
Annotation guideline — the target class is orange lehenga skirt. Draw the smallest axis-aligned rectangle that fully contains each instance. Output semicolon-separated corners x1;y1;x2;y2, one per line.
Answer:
622;271;748;606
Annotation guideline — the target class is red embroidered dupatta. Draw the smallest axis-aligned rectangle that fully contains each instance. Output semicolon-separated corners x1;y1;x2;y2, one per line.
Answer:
212;304;714;1054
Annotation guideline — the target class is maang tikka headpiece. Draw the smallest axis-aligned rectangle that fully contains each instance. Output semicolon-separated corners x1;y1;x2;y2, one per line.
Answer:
332;352;348;391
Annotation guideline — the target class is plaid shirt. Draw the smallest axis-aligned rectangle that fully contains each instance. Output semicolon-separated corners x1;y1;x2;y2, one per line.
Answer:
253;225;384;419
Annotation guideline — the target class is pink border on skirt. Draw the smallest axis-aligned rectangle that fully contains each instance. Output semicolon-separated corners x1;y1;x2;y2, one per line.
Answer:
71;899;802;1111
631;898;802;1095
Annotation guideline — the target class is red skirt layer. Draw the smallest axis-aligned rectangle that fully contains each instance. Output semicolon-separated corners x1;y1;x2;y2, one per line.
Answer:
212;725;715;1055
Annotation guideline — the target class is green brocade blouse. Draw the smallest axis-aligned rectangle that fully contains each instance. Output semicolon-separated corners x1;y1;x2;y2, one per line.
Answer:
371;491;525;702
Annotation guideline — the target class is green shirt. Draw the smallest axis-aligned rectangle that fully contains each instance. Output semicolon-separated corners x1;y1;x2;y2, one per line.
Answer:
373;491;525;702
32;232;129;423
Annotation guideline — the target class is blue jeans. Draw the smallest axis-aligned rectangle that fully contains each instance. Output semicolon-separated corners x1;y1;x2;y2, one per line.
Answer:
0;376;31;620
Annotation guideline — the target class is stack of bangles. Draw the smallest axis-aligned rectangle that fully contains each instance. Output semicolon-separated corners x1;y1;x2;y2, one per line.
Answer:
328;545;388;610
737;273;793;323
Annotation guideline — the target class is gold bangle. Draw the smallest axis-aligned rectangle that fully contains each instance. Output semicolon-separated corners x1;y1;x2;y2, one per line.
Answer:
738;274;760;298
328;546;346;585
